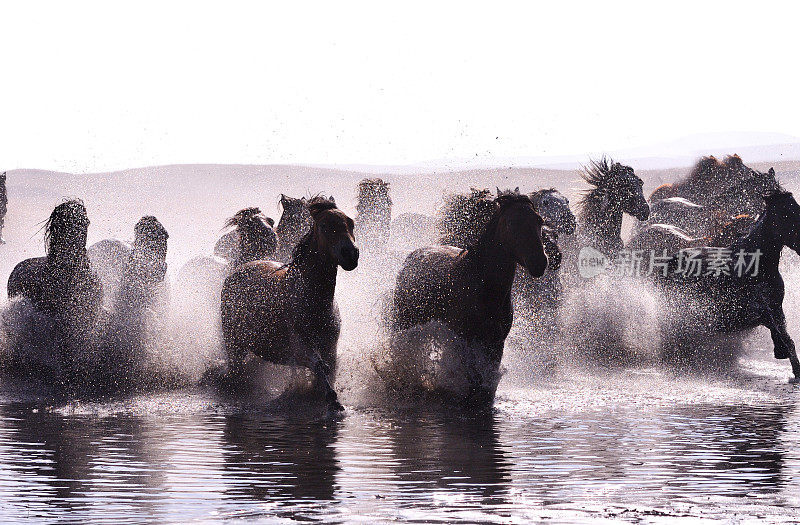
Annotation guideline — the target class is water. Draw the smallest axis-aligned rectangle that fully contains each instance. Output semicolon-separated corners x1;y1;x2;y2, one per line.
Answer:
0;359;798;524
2;165;800;522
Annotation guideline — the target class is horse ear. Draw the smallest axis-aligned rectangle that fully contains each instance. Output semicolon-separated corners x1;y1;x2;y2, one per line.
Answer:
329;196;335;203
496;187;501;196
514;187;520;194
266;217;275;227
769;167;775;177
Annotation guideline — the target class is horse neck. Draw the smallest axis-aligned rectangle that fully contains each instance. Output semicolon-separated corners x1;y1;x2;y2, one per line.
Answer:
464;219;519;307
291;234;338;304
47;241;88;271
731;213;782;277
579;188;623;248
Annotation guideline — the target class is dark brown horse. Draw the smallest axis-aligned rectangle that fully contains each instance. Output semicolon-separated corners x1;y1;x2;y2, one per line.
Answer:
655;191;800;379
221;197;359;411
387;190;548;404
8;200;102;341
354;178;392;252
274;194;314;263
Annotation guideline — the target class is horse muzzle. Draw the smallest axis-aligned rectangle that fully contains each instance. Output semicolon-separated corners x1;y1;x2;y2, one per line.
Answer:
632;202;650;221
338;244;359;271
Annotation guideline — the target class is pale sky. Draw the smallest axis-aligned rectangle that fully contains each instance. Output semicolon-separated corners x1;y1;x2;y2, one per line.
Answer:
1;1;799;173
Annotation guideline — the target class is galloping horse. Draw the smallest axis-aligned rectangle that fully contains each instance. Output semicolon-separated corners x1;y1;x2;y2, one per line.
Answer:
387;190;548;404
214;211;276;263
8;200;102;340
176;207;276;309
221;197;359;410
573;157;650;256
274;194;314;263
88;216;170;312
354;178;392;253
655;191;800;379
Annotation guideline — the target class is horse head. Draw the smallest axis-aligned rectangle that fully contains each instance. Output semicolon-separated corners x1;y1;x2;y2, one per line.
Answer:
130;215;169;283
584;157;649;221
492;189;547;277
763;191;800;255
44;199;90;260
531;188;576;235
306;197;359;271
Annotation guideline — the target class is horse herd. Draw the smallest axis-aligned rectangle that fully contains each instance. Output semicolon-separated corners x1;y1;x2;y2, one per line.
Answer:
3;154;800;412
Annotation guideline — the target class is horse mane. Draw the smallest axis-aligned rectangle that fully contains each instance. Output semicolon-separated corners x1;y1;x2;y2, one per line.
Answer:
436;187;494;247
467;190;534;256
43;199;88;255
290;197;339;263
224;207;270;229
530;188;559;201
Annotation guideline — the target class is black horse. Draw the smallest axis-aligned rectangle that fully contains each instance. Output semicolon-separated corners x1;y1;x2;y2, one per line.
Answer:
655;191;800;379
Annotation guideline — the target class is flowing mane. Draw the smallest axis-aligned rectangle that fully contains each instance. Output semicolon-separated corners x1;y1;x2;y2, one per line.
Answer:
43;199;89;256
224;207;273;229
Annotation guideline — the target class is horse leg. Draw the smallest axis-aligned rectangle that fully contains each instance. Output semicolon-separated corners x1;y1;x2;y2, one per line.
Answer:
763;308;800;380
306;351;344;411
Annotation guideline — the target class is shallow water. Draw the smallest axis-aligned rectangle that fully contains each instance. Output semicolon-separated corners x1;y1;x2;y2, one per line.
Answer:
0;354;798;524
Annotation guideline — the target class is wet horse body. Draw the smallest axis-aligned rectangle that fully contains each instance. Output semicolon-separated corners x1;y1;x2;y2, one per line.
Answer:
5;201;102;387
388;191;548;403
655;192;800;378
221;198;359;410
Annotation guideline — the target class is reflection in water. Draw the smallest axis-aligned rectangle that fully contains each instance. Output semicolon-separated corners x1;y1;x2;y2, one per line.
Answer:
221;413;340;509
0;402;165;520
387;409;510;505
0;388;796;523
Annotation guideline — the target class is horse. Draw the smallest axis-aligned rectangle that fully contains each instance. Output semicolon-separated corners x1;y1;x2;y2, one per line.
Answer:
571;157;650;257
649;155;781;222
513;189;576;314
354;178;392;253
0;172;7;244
7;199;102;351
214;212;276;263
221;197;359;411
176;207;277;310
274;194;314;263
387;190;548;405
88;216;170;312
654;191;800;379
